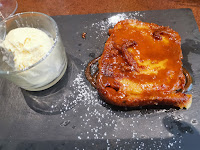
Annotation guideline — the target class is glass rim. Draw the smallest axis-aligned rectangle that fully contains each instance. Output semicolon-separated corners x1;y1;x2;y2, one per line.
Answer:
0;11;59;75
10;0;18;17
0;0;18;19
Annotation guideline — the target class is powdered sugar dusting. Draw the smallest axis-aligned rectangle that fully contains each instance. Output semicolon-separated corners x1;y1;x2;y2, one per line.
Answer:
89;12;145;40
53;67;186;149
107;13;129;27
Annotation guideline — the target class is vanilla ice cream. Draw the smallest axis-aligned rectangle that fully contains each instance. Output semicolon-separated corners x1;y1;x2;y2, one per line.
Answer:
1;27;67;91
1;27;54;70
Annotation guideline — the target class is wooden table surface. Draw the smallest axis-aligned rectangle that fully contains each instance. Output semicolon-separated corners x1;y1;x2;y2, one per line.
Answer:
16;0;200;29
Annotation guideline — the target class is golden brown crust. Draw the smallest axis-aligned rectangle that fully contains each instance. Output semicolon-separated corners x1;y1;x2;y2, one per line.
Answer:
87;19;192;109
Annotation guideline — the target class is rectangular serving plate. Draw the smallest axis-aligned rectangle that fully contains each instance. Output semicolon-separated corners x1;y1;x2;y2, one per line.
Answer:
0;8;200;150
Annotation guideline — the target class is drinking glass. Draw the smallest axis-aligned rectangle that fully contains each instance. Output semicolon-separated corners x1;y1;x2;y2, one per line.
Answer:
0;12;67;91
0;0;18;42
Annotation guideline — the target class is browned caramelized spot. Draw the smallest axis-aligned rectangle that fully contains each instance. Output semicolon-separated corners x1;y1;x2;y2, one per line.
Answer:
82;32;87;39
110;49;119;57
153;31;163;40
121;40;138;69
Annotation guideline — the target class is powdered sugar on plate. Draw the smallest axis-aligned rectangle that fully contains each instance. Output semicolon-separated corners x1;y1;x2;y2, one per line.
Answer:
92;12;144;30
55;67;184;149
107;12;143;27
89;12;145;40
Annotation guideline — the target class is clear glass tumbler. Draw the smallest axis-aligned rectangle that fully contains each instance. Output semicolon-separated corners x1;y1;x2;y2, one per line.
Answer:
0;12;67;91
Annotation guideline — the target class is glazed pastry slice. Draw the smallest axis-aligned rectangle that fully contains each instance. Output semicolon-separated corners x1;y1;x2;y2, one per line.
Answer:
87;19;192;109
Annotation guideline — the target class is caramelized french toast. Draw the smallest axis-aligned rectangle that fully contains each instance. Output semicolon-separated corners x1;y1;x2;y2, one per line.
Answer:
86;19;192;109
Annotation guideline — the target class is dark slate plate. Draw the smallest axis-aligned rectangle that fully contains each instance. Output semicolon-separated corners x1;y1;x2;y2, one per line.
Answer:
0;8;200;150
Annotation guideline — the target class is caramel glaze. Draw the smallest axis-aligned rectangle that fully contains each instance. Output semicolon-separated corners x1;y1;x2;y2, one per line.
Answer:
85;56;100;88
86;19;192;109
85;59;192;93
